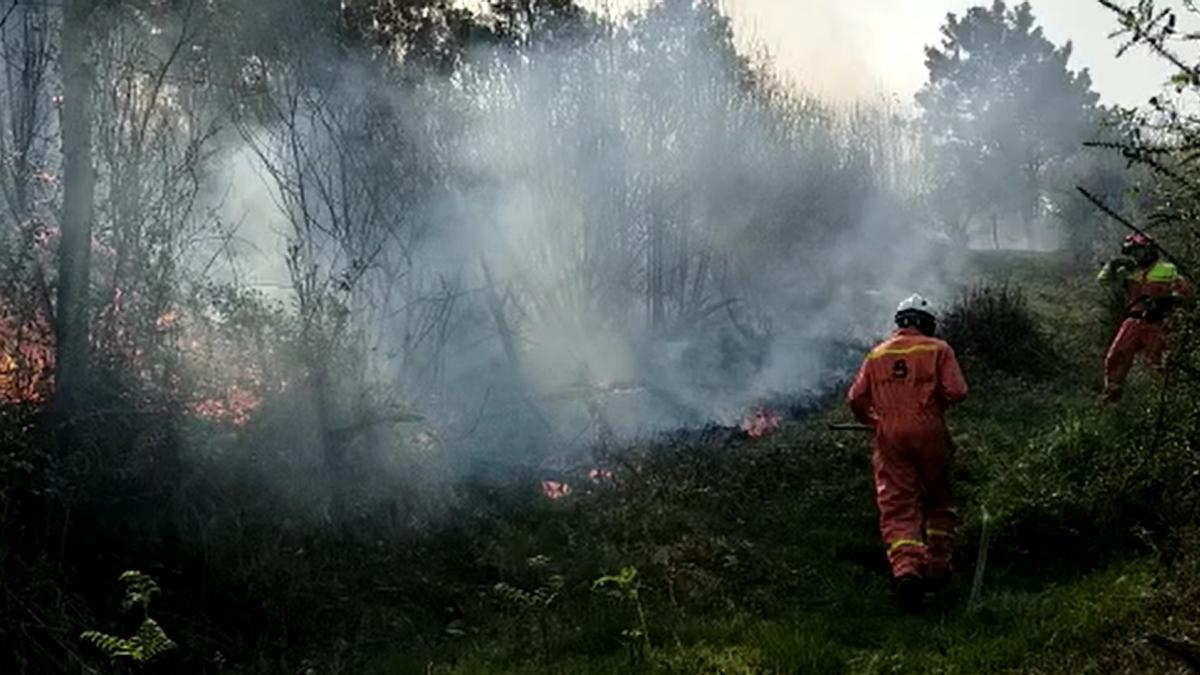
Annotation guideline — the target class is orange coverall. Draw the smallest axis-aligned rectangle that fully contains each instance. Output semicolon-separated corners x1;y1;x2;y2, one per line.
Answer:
847;328;968;580
1099;260;1190;397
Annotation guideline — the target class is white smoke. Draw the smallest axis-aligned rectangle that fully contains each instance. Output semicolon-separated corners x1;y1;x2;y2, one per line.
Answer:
208;0;949;465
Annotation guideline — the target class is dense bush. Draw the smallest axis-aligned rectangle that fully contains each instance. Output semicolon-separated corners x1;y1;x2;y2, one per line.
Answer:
941;283;1056;375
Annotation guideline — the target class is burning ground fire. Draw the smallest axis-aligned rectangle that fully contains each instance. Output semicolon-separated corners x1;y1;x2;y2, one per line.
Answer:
541;480;572;500
191;383;262;427
177;315;268;426
0;302;268;427
742;406;782;438
538;406;780;500
0;343;53;404
540;466;617;500
0;310;54;404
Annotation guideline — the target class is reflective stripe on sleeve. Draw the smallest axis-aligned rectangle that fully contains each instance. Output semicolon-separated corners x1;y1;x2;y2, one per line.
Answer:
887;539;926;555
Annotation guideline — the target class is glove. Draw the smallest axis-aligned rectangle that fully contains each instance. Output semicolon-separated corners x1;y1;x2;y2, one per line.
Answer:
1109;256;1137;273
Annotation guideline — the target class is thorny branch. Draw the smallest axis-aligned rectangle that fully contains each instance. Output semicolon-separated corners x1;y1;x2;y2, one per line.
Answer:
1076;185;1194;278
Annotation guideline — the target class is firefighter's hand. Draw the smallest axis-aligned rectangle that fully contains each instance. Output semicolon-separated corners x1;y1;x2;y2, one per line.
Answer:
1107;256;1136;274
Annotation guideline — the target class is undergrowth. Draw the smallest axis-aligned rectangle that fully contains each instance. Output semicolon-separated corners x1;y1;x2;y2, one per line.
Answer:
347;255;1200;674
8;252;1200;674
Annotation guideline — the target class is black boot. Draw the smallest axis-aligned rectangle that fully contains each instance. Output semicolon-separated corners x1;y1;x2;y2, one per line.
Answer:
895;574;925;613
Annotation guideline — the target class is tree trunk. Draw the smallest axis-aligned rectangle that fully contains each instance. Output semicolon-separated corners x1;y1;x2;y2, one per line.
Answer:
312;357;350;522
54;0;95;449
648;204;664;330
947;214;970;249
1023;164;1040;249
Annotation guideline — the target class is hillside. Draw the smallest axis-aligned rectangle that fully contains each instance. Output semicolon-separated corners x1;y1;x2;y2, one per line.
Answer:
370;251;1200;674
5;2;1185;672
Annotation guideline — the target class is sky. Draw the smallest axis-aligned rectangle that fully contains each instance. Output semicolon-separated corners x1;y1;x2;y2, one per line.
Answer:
582;0;1177;107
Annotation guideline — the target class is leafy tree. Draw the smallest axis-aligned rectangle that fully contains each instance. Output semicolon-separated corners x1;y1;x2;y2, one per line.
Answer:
1044;108;1152;264
488;0;592;50
917;1;1102;248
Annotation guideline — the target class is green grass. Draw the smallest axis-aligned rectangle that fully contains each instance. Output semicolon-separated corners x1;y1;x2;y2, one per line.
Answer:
369;251;1194;674
382;560;1154;674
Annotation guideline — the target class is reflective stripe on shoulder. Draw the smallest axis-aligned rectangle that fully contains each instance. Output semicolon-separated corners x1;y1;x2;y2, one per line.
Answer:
1148;262;1178;283
869;342;942;360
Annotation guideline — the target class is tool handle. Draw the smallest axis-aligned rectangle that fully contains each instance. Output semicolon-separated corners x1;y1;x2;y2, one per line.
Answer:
827;423;873;432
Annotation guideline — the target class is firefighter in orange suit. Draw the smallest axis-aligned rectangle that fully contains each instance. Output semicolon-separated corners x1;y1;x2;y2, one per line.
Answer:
1099;232;1190;403
847;294;968;611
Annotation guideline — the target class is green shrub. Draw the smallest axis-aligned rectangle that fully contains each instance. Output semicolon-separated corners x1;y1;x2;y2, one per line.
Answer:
492;555;566;673
941;283;1056;375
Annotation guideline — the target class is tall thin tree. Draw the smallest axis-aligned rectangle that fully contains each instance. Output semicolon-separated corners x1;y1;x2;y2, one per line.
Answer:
55;0;95;443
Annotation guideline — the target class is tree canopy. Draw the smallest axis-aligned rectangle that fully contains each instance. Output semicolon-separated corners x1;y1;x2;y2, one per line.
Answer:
917;0;1103;247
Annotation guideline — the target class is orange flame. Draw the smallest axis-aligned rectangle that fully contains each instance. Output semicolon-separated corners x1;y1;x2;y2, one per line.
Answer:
155;310;179;331
741;406;781;438
541;480;572;500
0;308;55;404
191;383;261;427
588;467;615;483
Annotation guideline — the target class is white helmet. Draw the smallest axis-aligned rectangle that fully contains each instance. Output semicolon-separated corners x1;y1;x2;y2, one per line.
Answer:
895;294;936;323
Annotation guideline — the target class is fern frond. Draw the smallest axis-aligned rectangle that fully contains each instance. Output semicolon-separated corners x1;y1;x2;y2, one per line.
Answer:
81;619;177;663
131;618;177;661
119;570;161;612
81;630;136;659
82;571;176;664
493;582;536;608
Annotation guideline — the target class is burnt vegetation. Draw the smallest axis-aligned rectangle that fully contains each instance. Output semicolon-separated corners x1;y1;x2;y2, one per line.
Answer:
4;0;1200;673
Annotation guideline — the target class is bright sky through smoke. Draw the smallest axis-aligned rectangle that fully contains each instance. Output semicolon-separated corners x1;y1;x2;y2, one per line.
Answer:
584;0;1175;106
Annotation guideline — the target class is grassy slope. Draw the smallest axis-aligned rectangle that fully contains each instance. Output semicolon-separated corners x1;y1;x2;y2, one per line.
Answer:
375;251;1194;675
